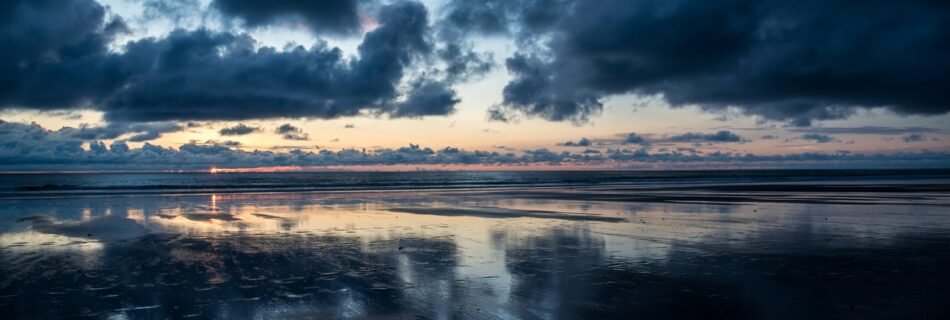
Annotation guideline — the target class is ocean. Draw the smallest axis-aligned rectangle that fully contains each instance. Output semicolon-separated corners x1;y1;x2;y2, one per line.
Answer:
2;169;948;197
1;169;949;319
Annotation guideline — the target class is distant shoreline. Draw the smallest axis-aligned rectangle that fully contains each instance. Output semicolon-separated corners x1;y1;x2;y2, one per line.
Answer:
2;179;948;206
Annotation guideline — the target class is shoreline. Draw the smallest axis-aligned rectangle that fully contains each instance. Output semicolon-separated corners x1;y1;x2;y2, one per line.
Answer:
1;180;948;206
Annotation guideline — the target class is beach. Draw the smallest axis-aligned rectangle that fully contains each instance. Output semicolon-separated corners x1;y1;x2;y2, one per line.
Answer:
1;171;949;319
4;0;950;317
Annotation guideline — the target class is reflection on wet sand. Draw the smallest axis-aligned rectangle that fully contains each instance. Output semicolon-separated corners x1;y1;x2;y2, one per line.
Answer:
389;206;627;222
1;186;949;319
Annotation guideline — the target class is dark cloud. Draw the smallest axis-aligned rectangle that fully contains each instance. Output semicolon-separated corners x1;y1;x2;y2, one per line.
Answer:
390;81;460;118
126;132;166;142
561;131;742;147
623;133;648;145
104;29;357;121
125;122;185;141
1;1;458;122
219;123;259;136
499;54;602;123
211;0;368;35
902;133;927;143
106;1;436;122
486;106;513;123
436;0;566;41
667;131;744;143
2;120;948;170
275;123;300;135
486;0;950;125
559;138;592;147
437;43;494;83
41;121;184;142
282;134;311;142
140;0;202;24
760;134;778;140
274;123;309;141
0;121;85;163
204;139;242;147
438;0;508;37
5;0;950;129
789;126;944;135
41;111;84;120
0;0;129;110
797;133;835;143
603;148;950;169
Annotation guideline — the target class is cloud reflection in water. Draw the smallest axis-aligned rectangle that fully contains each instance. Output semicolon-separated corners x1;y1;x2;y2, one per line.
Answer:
1;189;949;319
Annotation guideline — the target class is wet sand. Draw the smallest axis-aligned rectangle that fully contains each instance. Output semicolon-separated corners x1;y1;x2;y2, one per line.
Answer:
1;183;949;319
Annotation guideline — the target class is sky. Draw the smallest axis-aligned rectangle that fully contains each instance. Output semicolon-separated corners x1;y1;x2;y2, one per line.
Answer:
0;0;948;171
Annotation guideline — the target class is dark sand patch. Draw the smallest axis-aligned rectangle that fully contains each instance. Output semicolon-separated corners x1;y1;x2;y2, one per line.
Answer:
252;213;292;221
16;215;149;241
388;206;625;222
181;213;241;222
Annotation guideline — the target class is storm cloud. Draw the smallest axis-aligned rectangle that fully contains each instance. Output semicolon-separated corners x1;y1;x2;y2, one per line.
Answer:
483;0;950;125
436;0;567;41
2;0;949;131
0;0;129;110
390;80;461;118
108;1;445;122
0;0;458;122
211;0;368;35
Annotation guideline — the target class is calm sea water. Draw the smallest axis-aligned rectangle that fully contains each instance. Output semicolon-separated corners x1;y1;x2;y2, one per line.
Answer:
1;169;948;197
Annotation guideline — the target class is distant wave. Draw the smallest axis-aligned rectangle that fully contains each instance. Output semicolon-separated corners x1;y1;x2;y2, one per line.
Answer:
1;169;948;198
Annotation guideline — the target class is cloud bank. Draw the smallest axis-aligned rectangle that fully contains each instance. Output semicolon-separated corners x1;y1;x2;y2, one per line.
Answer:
2;120;947;171
475;0;950;125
